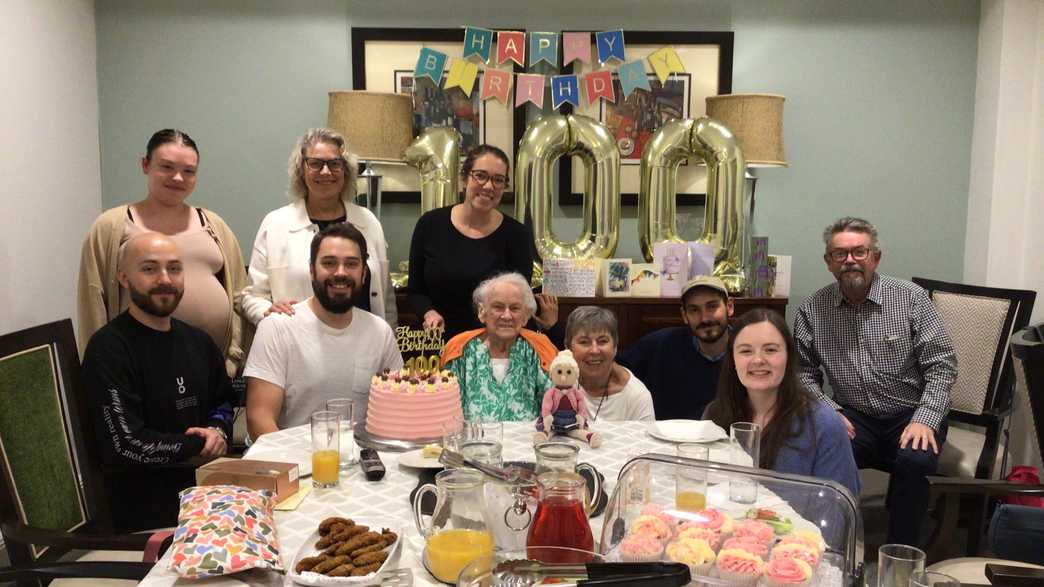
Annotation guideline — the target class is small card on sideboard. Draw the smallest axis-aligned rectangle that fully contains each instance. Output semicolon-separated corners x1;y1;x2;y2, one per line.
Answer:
543;258;599;297
630;263;660;297
599;258;632;297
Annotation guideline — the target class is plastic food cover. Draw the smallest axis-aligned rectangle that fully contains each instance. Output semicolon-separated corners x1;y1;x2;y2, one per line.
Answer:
598;453;863;586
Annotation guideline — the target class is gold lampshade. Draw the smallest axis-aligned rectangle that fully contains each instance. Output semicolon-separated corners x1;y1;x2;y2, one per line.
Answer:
705;93;787;167
327;91;414;162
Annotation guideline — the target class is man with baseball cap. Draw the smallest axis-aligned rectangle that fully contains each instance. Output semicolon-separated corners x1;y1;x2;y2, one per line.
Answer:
618;275;734;419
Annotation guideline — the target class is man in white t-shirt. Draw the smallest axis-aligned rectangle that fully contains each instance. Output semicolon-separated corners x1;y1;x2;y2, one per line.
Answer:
244;223;403;440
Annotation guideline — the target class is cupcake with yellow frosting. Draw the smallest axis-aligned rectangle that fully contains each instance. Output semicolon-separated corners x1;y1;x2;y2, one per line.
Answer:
665;537;716;578
715;548;764;586
676;525;721;550
629;514;673;543
771;542;820;568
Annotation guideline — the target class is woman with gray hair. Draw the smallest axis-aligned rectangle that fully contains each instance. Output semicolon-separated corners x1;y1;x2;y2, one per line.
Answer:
441;272;558;421
237;128;396;326
565;306;655;421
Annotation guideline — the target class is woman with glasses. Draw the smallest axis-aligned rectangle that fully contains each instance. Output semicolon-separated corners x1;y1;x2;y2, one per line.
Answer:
77;128;249;377
238;128;395;327
408;144;557;339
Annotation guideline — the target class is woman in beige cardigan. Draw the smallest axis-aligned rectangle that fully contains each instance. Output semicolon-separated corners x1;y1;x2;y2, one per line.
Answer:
77;129;248;376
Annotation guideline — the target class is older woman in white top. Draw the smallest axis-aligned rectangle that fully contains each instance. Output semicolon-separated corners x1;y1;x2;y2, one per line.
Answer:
565;306;655;422
237;128;396;326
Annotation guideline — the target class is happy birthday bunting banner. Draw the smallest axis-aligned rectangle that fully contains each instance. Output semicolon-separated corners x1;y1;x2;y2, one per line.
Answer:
563;32;592;66
595;29;625;64
618;59;650;98
415;48;448;82
529;32;559;67
584;70;615;105
551;75;580;109
497;31;526;66
445;59;479;96
480;68;513;103
462;26;494;63
515;74;545;108
648;46;685;84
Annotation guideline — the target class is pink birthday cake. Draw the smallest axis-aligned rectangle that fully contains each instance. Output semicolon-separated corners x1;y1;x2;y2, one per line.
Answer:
365;368;462;440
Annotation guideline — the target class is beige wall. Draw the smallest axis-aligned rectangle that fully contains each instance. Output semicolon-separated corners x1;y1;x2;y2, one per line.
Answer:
0;0;102;338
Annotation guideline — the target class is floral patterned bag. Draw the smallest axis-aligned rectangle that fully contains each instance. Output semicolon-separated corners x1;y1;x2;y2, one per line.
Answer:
169;485;284;578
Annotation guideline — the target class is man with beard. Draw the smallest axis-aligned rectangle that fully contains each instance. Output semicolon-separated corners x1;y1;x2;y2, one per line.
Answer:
794;217;956;546
617;276;734;419
82;233;234;530
244;223;403;440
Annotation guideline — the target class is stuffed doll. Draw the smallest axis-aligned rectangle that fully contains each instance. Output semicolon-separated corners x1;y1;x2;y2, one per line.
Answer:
534;350;602;447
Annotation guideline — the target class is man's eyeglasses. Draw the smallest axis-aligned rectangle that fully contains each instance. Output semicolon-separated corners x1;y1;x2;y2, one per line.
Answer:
304;157;347;172
828;247;874;262
470;170;509;189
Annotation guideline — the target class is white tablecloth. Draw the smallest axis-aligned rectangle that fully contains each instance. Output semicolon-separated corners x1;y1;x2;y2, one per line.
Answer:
139;421;734;586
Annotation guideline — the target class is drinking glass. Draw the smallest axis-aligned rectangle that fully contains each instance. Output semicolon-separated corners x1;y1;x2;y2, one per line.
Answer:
877;544;926;587
467;418;504;444
325;398;356;469
676;443;709;512
729;422;761;503
460;439;503;467
909;570;959;587
442;415;466;453
310;410;340;488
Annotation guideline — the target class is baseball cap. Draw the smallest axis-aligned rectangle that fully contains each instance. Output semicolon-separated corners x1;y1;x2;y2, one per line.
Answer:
681;275;729;299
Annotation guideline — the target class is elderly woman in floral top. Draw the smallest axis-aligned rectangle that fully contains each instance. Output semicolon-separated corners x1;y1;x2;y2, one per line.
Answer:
441;272;557;421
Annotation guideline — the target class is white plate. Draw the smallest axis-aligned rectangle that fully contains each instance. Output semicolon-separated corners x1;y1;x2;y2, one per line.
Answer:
290;520;401;586
243;448;312;477
397;448;443;469
647;420;728;443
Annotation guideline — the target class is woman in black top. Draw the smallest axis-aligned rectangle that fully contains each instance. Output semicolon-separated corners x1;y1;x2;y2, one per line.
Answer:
408;145;557;339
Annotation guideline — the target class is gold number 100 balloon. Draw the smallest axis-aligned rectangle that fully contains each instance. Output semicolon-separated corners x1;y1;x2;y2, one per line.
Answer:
638;117;747;293
514;114;620;260
403;127;461;214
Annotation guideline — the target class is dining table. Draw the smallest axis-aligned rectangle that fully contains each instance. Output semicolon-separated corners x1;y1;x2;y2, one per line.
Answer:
137;420;745;586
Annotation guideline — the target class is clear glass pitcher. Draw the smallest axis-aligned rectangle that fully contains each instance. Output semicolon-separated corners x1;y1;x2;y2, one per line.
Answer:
525;471;594;564
534;441;601;516
413;468;496;583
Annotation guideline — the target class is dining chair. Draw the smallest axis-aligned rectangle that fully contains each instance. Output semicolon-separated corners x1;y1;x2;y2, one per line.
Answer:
911;277;1036;481
0;319;172;585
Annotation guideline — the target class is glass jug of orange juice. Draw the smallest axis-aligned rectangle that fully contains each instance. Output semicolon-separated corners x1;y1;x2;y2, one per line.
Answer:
412;468;494;583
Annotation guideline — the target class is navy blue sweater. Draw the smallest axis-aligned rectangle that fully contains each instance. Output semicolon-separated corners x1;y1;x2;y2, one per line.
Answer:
617;326;722;420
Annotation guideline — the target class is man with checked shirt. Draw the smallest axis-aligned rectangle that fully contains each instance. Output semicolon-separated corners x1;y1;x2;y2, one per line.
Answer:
794;217;957;546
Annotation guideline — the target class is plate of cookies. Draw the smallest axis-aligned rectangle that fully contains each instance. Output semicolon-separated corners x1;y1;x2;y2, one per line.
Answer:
290;516;401;585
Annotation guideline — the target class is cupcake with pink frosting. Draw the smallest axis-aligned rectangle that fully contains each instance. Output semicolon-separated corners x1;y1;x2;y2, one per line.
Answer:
733;519;776;545
676;525;721;550
771;543;820;568
722;536;771;559
629;514;673;543
640;503;678;526
618;533;664;562
665;537;716;578
765;556;813;587
715;548;764;586
689;508;734;537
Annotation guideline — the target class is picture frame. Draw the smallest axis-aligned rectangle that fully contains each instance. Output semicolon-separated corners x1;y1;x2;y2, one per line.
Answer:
351;27;526;203
559;31;733;206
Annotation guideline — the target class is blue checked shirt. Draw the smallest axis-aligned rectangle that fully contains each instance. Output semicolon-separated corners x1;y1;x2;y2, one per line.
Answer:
793;274;957;431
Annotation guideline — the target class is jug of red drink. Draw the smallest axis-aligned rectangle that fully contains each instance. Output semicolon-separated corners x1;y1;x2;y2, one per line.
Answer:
526;471;594;563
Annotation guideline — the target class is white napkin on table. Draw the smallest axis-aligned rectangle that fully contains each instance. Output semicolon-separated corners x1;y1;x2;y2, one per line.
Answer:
651;419;728;442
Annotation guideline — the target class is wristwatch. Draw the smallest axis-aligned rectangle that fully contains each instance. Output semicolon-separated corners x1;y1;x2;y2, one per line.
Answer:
208;426;228;442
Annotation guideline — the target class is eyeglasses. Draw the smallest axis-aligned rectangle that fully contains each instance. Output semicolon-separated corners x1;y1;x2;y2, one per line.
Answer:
828;247;874;262
304;157;347;173
470;170;509;189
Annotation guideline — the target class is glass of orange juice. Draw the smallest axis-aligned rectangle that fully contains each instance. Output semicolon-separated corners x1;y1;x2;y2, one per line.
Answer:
676;443;709;512
311;410;340;488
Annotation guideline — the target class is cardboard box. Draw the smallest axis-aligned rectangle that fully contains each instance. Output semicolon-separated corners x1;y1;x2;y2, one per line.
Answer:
196;458;300;503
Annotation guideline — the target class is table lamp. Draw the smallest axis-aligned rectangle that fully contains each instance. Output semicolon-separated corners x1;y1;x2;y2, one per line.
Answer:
327;91;414;219
705;93;788;219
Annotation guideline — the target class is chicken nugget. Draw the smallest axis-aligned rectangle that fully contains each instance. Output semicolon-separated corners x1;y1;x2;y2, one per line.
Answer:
310;555;349;574
323;542;345;557
349;541;385;558
330;524;368;542
350;562;382;576
326;563;356;577
338;531;381;554
380;529;398;544
353;550;389;567
294;554;327;573
319;517;353;535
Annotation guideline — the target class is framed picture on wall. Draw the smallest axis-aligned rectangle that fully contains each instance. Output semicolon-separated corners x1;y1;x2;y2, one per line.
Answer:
560;30;733;206
351;27;526;203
